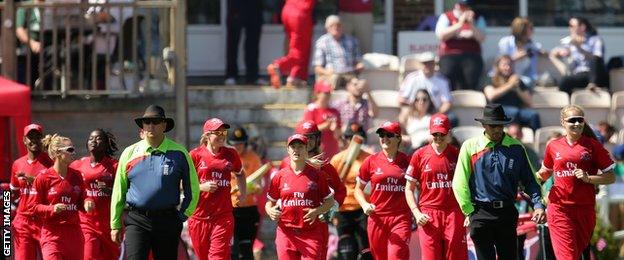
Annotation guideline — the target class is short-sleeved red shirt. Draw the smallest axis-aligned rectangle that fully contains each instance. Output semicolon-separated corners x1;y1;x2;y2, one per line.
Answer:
357;151;410;216
10;153;53;217
280;156;346;206
406;145;460;211
543;136;615;206
268;164;332;229
70;156;117;232
32;167;85;225
190;145;242;219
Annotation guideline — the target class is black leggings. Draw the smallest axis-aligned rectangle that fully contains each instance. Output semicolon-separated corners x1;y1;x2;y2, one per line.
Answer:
336;209;372;260
439;53;484;91
231;206;260;260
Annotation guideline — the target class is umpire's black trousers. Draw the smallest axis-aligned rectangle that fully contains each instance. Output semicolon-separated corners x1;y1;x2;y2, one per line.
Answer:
124;208;183;260
470;202;519;260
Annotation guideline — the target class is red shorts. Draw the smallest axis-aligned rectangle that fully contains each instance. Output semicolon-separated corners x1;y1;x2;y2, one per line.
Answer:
417;208;467;260
547;203;595;260
12;214;42;260
367;213;411;260
82;227;120;260
275;225;325;260
188;214;234;260
40;224;84;260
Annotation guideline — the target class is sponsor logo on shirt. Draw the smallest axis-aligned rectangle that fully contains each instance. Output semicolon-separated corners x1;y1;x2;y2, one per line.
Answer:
49;187;57;195
424;164;432;172
374;177;405;192
306;181;318;191
554;152;562;161
374;167;383;175
199;161;208;170
281;191;314;207
426;173;451;189
508;159;514;170
555;162;578;177
283;183;290;191
580;152;591;161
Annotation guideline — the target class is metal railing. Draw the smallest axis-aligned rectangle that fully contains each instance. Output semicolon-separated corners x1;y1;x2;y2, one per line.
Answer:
0;0;186;98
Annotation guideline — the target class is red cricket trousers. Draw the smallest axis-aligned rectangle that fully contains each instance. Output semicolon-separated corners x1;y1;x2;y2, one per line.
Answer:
82;227;120;260
40;224;84;260
12;215;42;260
547;203;596;260
417;208;467;260
275;225;325;260
188;214;234;260
367;213;411;260
273;3;313;80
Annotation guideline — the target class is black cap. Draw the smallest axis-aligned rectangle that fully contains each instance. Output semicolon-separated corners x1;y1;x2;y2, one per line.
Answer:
227;125;249;145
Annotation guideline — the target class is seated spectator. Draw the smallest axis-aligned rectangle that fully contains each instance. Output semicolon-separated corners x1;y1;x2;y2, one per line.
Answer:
483;55;541;130
435;0;486;90
399;89;435;150
550;16;608;94
399;52;457;126
314;15;364;89
597;121;616;143
507;123;539;169
303;81;342;159
498;17;546;89
332;77;378;130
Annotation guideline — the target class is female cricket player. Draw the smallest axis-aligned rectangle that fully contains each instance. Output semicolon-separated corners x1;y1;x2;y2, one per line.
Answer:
70;129;119;260
188;118;247;260
405;114;467;260
537;105;616;260
354;121;412;260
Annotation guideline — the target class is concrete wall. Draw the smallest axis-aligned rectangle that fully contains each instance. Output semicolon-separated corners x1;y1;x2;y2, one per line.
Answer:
32;97;175;158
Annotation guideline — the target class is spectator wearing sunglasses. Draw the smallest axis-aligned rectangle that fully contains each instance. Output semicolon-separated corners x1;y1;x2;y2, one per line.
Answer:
188;118;246;260
354;121;412;259
536;105;615;260
70;129;120;260
110;105;199;259
399;89;435;150
10;124;53;260
32;134;85;260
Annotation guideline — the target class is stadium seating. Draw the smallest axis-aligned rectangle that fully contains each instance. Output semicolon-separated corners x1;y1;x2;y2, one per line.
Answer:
361;53;400;91
611;91;624;129
450;90;487;127
399;53;423;82
452;126;483;144
571;89;611;126
534;126;566;157
531;90;569;127
610;68;624;93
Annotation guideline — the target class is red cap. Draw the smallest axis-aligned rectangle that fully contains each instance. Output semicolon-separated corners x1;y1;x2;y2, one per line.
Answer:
429;113;451;135
295;120;320;134
287;134;308;145
313;81;332;93
376;121;401;135
23;124;43;136
203;118;230;133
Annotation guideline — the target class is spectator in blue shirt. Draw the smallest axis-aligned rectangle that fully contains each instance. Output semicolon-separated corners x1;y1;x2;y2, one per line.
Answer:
498;17;546;89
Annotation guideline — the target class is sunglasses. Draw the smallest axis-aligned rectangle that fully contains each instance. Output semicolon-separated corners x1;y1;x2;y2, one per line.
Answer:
565;117;585;124
415;97;429;102
378;132;397;138
432;133;446;137
209;130;228;136
58;146;75;154
143;118;164;125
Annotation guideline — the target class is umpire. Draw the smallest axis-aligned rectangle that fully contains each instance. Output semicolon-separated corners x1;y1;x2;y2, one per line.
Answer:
110;104;199;259
452;104;545;259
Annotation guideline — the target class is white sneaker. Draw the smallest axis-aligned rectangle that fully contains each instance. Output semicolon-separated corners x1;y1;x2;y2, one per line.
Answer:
224;78;237;85
255;78;268;86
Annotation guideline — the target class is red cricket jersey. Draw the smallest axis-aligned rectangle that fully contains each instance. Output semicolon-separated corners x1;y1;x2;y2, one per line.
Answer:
190;145;242;219
280;156;347;206
268;164;332;229
70;156;117;233
32;167;85;225
10;153;53;216
406;145;460;211
302;104;342;159
543;136;615;206
358;151;411;216
338;0;373;13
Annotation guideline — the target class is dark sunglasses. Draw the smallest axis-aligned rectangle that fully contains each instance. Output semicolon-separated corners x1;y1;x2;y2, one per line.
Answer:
415;97;429;102
58;146;76;154
143;118;165;125
209;130;228;136
432;133;446;137
378;132;397;138
565;117;585;124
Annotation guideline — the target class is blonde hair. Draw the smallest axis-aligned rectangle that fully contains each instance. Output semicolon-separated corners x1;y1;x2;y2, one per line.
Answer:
41;134;71;159
560;105;597;140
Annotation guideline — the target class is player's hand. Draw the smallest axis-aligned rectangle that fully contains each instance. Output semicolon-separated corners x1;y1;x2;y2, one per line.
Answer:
463;216;471;227
111;229;122;243
532;208;546;224
84;200;95;213
200;181;218;193
362;203;375;215
574;169;590;183
53;203;66;214
267;204;282;221
414;212;431;226
303;208;320;224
